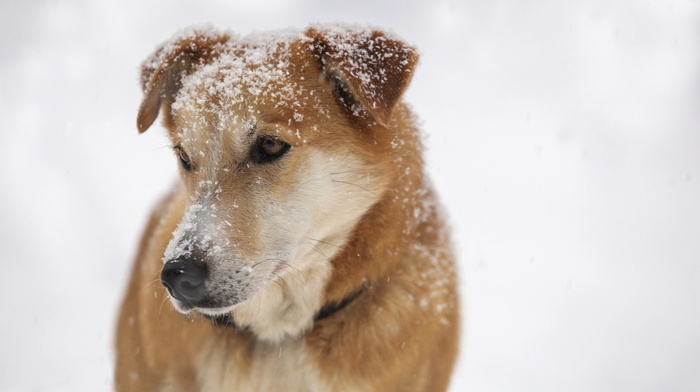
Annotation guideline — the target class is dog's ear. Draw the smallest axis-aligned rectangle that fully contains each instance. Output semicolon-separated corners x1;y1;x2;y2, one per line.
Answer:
137;30;231;133
307;26;419;126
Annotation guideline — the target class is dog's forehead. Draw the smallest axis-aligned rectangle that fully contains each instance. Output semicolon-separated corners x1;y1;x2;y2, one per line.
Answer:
171;32;319;139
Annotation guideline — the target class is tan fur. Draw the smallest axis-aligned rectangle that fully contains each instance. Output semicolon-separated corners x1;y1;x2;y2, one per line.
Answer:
116;25;459;392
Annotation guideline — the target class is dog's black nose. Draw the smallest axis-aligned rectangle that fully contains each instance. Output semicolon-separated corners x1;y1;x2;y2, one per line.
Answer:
161;259;207;305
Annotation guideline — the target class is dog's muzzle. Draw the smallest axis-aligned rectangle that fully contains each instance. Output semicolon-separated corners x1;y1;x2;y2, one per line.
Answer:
160;259;208;307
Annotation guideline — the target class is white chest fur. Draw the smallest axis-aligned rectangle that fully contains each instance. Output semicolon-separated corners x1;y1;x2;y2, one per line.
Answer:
195;338;362;392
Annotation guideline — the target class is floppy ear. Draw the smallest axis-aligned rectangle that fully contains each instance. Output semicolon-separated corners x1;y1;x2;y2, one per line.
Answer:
136;30;231;133
307;26;419;126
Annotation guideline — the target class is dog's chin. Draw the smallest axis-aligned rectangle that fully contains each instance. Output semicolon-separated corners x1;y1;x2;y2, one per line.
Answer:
196;305;239;317
168;298;195;314
169;297;240;317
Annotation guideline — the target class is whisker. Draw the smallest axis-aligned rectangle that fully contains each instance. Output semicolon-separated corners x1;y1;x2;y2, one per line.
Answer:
277;260;303;275
330;169;378;176
268;260;305;286
263;274;287;291
305;241;330;260
158;294;170;315
145;277;163;288
331;179;376;195
253;258;304;278
148;144;175;153
139;272;167;317
140;270;163;292
307;237;343;249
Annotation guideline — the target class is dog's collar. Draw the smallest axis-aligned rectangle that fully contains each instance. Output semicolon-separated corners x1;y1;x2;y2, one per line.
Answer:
206;288;365;330
313;288;365;323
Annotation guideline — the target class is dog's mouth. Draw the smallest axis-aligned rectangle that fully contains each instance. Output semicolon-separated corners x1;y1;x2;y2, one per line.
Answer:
167;297;196;314
168;297;238;316
160;261;276;316
160;271;244;316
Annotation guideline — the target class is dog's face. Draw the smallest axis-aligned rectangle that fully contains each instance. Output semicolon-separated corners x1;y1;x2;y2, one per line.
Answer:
137;26;417;327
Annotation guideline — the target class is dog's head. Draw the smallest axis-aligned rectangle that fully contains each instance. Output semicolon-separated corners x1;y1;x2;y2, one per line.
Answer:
137;25;418;337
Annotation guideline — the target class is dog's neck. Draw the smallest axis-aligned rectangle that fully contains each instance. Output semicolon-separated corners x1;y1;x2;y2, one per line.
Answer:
207;287;365;331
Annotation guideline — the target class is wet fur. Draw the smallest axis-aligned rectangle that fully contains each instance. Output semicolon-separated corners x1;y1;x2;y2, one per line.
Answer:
116;25;459;392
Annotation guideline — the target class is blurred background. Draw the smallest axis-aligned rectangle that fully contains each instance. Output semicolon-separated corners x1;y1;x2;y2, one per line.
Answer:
1;0;699;391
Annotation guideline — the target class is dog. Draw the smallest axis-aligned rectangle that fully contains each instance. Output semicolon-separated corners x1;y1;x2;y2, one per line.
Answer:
116;24;459;392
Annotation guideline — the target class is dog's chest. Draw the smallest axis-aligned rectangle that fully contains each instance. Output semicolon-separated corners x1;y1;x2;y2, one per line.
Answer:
196;338;360;392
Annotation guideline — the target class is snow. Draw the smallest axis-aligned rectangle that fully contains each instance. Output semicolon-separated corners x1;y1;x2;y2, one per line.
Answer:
1;1;700;391
170;28;312;126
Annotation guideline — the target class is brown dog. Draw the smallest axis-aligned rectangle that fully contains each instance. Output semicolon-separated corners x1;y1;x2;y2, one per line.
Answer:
116;24;459;392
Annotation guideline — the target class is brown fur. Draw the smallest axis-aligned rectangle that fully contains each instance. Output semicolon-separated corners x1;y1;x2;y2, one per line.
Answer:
116;25;459;392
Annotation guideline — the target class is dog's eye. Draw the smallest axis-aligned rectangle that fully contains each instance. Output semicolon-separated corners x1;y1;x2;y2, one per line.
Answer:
252;136;290;164
261;137;286;156
175;146;192;171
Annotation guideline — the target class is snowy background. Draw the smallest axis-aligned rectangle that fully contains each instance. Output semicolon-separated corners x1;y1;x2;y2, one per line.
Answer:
1;0;699;391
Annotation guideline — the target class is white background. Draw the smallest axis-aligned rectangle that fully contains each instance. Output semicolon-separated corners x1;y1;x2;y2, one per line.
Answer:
1;0;699;391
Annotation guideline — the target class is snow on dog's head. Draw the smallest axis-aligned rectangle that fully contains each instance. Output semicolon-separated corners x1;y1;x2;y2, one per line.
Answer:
137;24;419;340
